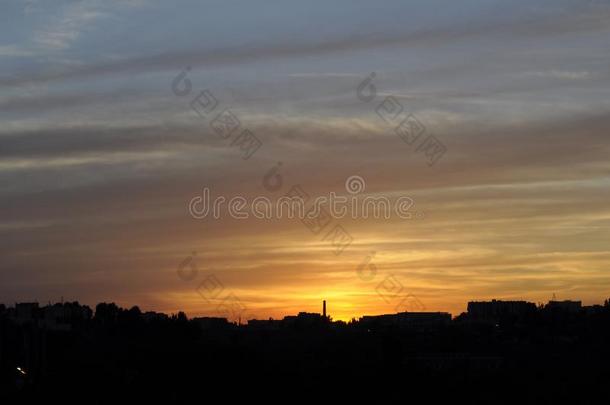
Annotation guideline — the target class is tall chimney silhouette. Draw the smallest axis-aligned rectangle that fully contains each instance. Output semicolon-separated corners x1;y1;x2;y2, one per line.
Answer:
323;300;327;318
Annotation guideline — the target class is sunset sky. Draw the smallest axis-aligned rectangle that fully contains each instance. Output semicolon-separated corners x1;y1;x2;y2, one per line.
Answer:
1;0;610;321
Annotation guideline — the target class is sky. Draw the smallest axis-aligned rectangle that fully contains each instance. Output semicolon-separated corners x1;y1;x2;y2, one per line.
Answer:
1;0;610;321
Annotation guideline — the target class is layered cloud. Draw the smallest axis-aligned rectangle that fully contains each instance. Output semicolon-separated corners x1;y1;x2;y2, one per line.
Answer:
1;0;609;319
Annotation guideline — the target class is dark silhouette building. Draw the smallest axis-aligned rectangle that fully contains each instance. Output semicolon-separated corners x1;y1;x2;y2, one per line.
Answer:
545;300;582;313
2;297;610;403
192;316;230;330
360;311;451;330
467;299;537;322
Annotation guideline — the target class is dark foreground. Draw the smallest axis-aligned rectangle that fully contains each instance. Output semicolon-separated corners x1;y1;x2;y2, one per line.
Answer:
1;302;610;404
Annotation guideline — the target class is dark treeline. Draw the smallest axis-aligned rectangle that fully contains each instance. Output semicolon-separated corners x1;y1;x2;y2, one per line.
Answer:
1;299;610;403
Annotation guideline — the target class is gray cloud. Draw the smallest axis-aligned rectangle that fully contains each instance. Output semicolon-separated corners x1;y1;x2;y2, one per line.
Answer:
2;3;609;87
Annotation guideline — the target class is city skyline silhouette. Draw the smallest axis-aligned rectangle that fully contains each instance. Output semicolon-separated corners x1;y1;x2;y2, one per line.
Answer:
2;0;610;402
